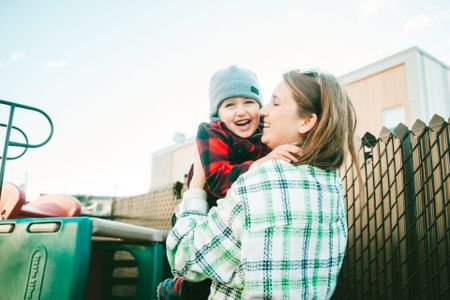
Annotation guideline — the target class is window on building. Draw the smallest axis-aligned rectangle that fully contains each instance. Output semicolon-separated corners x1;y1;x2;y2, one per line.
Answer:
381;105;405;132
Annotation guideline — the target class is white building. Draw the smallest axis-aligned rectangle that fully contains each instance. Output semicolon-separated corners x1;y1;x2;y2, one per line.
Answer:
150;137;195;189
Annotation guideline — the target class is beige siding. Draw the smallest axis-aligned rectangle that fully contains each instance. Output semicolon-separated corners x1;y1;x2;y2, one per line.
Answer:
344;64;409;136
171;142;196;183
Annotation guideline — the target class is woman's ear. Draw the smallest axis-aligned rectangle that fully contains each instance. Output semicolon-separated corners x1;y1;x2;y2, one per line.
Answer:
298;113;318;135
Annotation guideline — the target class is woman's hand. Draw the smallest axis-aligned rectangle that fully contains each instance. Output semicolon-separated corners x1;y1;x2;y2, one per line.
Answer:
189;147;207;189
255;144;303;164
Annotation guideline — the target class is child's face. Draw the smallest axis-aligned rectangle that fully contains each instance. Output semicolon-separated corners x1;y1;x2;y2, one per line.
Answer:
217;97;260;138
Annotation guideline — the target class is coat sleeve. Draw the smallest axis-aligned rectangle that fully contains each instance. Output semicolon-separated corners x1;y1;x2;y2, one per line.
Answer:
166;186;246;289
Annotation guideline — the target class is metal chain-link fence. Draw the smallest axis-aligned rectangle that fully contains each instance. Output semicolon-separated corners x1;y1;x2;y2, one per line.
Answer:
111;182;183;230
334;114;449;299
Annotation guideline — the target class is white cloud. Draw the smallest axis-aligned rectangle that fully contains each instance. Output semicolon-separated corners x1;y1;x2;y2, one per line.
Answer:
8;52;25;63
45;60;68;68
0;61;3;68
359;0;388;15
403;15;432;31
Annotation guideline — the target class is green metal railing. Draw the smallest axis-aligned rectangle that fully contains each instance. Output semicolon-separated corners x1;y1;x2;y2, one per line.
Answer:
0;99;54;197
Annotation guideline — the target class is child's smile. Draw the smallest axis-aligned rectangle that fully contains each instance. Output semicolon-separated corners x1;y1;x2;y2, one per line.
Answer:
218;97;260;138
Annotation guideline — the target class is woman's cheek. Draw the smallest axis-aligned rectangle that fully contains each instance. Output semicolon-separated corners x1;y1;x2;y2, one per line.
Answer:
261;133;269;145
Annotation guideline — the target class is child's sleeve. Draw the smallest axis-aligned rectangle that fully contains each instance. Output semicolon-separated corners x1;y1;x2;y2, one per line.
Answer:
196;123;254;199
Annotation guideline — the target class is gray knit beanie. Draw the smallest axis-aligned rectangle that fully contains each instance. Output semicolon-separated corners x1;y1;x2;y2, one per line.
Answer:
209;65;262;120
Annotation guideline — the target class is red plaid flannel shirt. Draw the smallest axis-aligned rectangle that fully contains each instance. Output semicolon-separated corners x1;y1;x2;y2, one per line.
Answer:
187;121;269;206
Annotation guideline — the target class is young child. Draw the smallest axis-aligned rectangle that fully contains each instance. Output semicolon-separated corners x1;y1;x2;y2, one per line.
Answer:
190;65;271;208
158;65;300;300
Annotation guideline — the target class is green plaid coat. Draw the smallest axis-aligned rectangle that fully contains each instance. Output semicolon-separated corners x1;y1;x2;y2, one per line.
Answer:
166;160;347;299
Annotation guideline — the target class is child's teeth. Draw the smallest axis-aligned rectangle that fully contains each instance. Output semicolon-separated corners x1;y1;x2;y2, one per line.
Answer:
236;120;249;125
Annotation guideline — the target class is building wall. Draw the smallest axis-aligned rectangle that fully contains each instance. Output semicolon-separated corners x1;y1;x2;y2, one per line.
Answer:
418;54;450;121
170;142;196;183
344;64;409;136
341;47;450;135
151;137;195;189
151;150;172;189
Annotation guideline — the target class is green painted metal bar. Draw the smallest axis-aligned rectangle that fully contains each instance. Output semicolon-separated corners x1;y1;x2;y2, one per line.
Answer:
0;122;29;160
0;105;16;198
0;99;54;198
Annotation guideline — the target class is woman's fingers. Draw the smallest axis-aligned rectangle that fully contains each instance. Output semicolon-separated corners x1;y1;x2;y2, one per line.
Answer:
281;144;303;155
262;144;304;164
282;151;298;162
273;145;302;161
275;150;298;162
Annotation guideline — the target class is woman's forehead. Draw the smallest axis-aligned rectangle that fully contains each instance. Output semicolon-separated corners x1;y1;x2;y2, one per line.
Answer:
272;81;292;99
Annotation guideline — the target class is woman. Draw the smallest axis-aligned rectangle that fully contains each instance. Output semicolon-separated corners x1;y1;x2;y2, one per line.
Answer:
166;70;362;299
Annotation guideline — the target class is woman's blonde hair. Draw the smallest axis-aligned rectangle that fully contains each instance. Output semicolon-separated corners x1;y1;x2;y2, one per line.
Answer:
283;70;363;190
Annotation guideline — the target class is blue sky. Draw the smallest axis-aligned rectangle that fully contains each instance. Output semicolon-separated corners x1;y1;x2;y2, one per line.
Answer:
0;0;449;199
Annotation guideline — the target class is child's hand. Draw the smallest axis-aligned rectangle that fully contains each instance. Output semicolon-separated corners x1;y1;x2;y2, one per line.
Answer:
255;144;303;164
189;147;206;189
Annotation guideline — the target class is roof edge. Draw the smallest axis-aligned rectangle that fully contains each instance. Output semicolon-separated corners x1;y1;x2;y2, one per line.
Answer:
152;136;195;157
339;46;450;84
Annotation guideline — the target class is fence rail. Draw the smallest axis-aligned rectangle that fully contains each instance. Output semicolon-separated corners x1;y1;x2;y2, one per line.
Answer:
333;114;450;299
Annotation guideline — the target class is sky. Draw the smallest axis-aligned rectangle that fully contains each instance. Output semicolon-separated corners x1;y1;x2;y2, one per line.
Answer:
0;0;449;200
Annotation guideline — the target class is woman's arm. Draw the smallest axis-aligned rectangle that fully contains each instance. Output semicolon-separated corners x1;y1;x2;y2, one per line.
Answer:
168;145;244;287
166;184;245;288
189;143;207;189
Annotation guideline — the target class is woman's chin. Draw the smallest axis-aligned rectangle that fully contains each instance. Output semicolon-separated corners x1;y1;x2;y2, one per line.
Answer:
261;138;275;150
